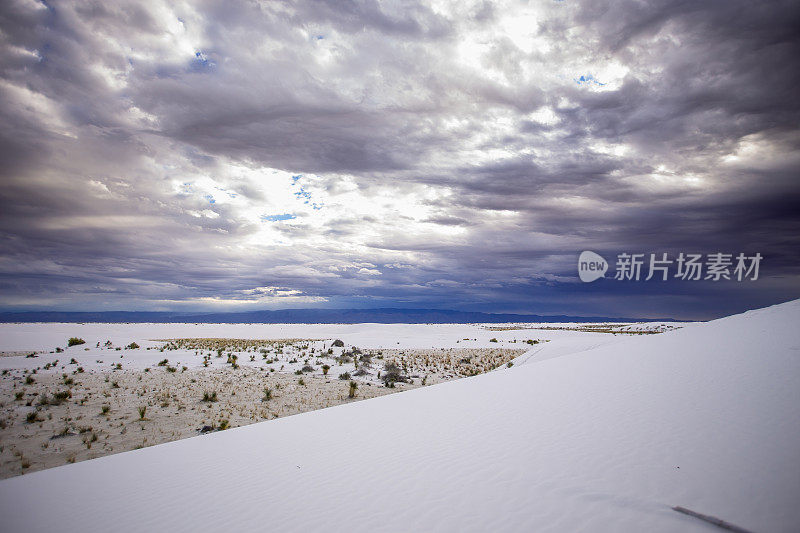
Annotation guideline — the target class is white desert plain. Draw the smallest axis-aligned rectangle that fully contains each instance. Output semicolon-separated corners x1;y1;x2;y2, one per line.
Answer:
0;300;797;532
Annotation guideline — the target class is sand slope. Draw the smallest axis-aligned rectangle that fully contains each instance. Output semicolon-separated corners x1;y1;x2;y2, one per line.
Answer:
0;301;798;532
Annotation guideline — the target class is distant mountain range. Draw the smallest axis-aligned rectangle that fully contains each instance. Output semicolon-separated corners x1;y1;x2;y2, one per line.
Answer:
0;308;675;324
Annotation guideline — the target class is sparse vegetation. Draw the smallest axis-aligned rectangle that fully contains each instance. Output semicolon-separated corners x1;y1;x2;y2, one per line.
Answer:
348;381;358;398
68;337;86;347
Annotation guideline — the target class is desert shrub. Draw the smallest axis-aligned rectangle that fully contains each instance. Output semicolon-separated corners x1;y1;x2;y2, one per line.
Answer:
125;342;140;349
52;390;72;404
137;406;147;420
166;366;177;373
507;362;514;368
489;338;498;343
331;339;345;347
14;391;24;401
218;419;229;430
338;372;351;380
348;381;358;398
25;411;39;423
68;338;85;347
262;388;273;402
301;365;315;373
157;359;168;366
353;368;370;376
298;378;305;386
202;391;218;402
322;364;330;375
101;404;110;415
382;362;409;386
25;375;35;385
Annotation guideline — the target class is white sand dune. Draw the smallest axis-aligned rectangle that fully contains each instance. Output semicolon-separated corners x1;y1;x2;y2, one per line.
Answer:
1;301;798;532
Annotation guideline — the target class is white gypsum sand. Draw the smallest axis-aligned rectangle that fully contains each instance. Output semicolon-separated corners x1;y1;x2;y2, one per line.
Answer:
1;304;796;532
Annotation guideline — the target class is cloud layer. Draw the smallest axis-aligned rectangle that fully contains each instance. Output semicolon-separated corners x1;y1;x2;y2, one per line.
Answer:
1;0;799;319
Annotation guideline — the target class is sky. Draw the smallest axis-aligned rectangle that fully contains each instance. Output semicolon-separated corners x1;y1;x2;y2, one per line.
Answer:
0;0;799;320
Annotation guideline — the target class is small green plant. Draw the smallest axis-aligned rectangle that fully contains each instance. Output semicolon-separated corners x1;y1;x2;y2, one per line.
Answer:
262;388;273;402
298;378;305;386
101;404;110;415
26;411;39;423
489;338;498;343
125;342;140;349
25;375;35;385
507;362;514;368
348;381;358;398
14;391;24;401
322;364;330;375
218;419;229;430
157;358;168;366
166;366;177;373
52;390;72;403
137;406;147;420
202;391;218;402
338;372;351;380
68;337;86;347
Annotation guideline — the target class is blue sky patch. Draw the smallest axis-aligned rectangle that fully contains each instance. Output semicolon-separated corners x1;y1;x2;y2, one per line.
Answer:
261;213;296;222
576;74;605;86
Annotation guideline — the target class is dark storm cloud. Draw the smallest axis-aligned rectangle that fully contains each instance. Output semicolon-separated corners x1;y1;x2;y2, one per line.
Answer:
0;0;798;318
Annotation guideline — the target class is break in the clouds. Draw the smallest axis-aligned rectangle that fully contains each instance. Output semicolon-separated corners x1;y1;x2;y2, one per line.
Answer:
0;0;799;319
